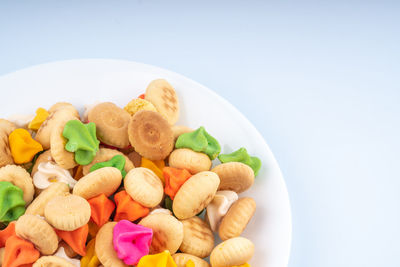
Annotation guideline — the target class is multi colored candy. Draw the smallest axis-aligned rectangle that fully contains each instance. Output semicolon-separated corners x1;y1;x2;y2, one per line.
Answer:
63;120;100;165
0;80;262;265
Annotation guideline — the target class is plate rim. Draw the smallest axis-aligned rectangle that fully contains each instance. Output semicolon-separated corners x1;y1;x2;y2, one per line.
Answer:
0;58;292;265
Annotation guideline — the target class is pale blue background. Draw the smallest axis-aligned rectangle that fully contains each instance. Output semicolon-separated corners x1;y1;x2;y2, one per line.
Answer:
0;1;399;266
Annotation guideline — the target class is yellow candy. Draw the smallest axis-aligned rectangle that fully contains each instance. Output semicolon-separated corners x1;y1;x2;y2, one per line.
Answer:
81;238;101;267
9;128;43;164
186;260;195;267
141;157;165;184
137;250;177;267
124;98;157;116
28;108;49;130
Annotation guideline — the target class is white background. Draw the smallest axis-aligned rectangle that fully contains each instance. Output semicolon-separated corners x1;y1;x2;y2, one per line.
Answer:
0;1;399;266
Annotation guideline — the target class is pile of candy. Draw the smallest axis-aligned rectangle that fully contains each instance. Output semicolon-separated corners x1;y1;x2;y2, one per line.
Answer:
0;79;261;267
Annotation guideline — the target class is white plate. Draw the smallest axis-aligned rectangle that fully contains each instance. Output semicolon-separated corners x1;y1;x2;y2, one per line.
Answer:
0;59;291;267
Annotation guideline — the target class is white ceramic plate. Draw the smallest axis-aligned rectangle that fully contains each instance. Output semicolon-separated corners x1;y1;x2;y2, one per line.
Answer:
0;59;291;267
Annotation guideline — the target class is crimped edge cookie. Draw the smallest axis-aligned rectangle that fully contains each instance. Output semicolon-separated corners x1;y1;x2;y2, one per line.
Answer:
210;237;255;267
124;167;163;208
73;167;122;199
88;102;131;148
219;197;256;240
48;102;80;118
211;162;254;193
15;214;58;255
25;182;70;216
180;216;214;258
0;164;34;204
44;194;91;231
139;213;184;254
168;148;212;174
173;171;220;219
145;79;180;125
128;110;174;160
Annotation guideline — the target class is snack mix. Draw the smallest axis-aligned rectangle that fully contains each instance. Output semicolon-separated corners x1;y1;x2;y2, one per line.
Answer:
0;79;261;267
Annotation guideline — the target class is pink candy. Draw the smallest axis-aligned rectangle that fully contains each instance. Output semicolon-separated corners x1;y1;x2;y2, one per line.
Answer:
113;220;153;265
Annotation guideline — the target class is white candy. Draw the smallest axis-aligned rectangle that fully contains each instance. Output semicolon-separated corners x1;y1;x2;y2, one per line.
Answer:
206;190;238;232
7;114;34;128
54;247;80;266
33;162;77;189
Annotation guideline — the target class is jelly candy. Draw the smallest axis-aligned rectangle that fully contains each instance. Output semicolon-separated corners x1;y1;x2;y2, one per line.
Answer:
0;181;25;225
90;155;127;178
137;250;177;267
9;128;43;164
56;224;88;256
175;126;220;160
28;107;49;130
3;235;40;267
63;120;100;165
163;167;191;200
88;194;115;227
113;220;153;265
218;147;261;176
114;190;149;222
141;157;165;183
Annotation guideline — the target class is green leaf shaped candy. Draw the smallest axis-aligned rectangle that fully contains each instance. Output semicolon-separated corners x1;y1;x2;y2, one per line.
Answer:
0;181;26;225
90;155;127;178
175;126;221;160
218;147;262;176
62;120;100;165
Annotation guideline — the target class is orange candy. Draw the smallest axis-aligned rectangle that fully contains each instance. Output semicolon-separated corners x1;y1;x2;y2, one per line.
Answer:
88;194;115;227
141;157;165;183
9;128;43;164
3;235;40;267
56;224;88;256
163;167;192;200
0;222;16;247
114;190;149;222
